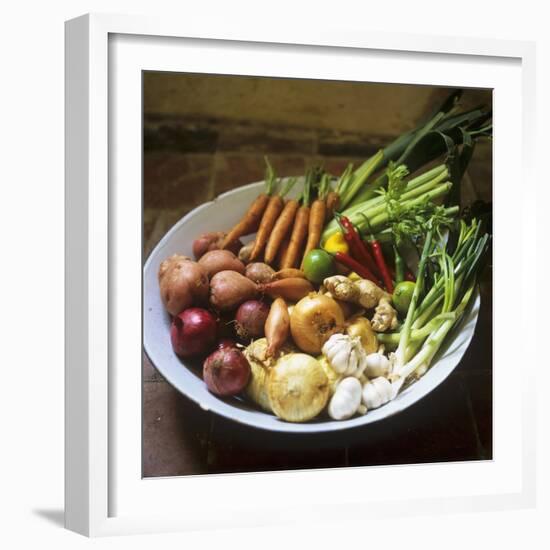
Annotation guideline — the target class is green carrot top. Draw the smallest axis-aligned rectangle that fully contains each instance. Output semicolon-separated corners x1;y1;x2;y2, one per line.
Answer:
264;156;277;195
279;176;297;198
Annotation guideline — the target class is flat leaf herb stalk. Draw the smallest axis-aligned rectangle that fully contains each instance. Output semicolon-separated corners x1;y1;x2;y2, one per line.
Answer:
321;162;456;244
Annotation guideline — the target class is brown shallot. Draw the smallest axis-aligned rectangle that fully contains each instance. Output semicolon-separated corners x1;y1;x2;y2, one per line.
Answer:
245;262;275;284
259;278;314;302
271;268;307;280
209;270;258;312
198;249;245;278
265;298;290;358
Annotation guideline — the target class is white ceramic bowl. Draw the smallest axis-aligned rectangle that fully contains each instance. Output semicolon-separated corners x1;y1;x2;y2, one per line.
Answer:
143;180;480;433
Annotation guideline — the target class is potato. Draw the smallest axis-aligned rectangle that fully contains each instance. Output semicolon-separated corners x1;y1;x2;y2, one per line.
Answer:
192;232;242;260
158;254;209;316
198;250;245;279
158;254;191;280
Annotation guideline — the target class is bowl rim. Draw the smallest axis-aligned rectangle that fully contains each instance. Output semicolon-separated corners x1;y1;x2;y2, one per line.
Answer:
143;180;480;433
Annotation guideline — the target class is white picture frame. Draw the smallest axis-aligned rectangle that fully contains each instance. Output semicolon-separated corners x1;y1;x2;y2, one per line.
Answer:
65;12;537;537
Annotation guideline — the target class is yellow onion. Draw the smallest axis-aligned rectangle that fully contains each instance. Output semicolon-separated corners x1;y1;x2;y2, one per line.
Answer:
290;293;344;354
346;316;378;355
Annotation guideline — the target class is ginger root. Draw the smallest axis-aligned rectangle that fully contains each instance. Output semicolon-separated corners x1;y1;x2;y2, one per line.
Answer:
354;279;387;309
322;275;360;302
371;297;398;332
323;275;398;332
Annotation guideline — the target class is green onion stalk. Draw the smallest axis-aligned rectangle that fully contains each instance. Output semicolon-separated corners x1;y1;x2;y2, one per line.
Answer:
393;280;476;386
392;227;435;369
379;219;488;353
382;219;489;395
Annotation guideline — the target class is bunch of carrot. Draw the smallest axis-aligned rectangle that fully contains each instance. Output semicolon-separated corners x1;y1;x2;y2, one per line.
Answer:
222;160;337;270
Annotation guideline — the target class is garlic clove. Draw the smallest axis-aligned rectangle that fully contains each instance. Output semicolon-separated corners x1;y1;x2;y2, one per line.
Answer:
372;377;393;405
362;376;393;409
362;382;382;409
328;377;362;420
355;352;368;378
365;352;390;378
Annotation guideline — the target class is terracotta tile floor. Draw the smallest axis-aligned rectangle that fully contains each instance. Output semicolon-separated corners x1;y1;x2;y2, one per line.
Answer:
143;118;493;477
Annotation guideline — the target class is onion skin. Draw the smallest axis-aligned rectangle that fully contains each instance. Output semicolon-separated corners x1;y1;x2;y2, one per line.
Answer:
217;338;238;350
209;270;258;312
193;232;242;260
290;294;345;354
203;348;251;396
158;255;209;316
235;300;270;341
198;250;245;278
245;262;275;284
259;278;314;302
170;308;218;358
265;297;290;358
346;316;378;355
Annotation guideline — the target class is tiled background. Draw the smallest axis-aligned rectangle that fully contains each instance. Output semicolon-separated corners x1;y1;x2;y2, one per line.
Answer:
143;75;492;477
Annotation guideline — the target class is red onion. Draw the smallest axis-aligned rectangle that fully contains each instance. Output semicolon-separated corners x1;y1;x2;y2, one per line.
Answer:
170;308;217;358
217;338;238;350
235;300;270;341
203;348;251;396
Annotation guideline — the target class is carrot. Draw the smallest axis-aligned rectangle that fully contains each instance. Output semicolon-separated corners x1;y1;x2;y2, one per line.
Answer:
222;157;276;249
282;206;310;269
263;178;299;265
276;236;291;270
300;199;325;263
281;174;312;269
301;174;329;267
325;190;340;220
249;177;295;262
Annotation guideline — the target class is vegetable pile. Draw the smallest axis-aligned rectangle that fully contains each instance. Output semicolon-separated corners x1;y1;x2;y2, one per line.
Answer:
156;89;492;423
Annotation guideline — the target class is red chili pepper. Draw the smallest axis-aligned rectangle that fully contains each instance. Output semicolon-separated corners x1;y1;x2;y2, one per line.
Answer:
359;214;394;293
334;252;379;284
335;214;381;279
371;240;394;293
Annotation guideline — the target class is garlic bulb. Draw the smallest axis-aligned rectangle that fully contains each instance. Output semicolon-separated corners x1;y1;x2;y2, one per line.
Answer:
328;377;362;420
362;377;394;410
364;353;391;378
322;333;367;377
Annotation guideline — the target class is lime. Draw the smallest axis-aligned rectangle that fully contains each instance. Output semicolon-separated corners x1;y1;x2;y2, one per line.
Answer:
302;249;335;284
392;281;416;317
